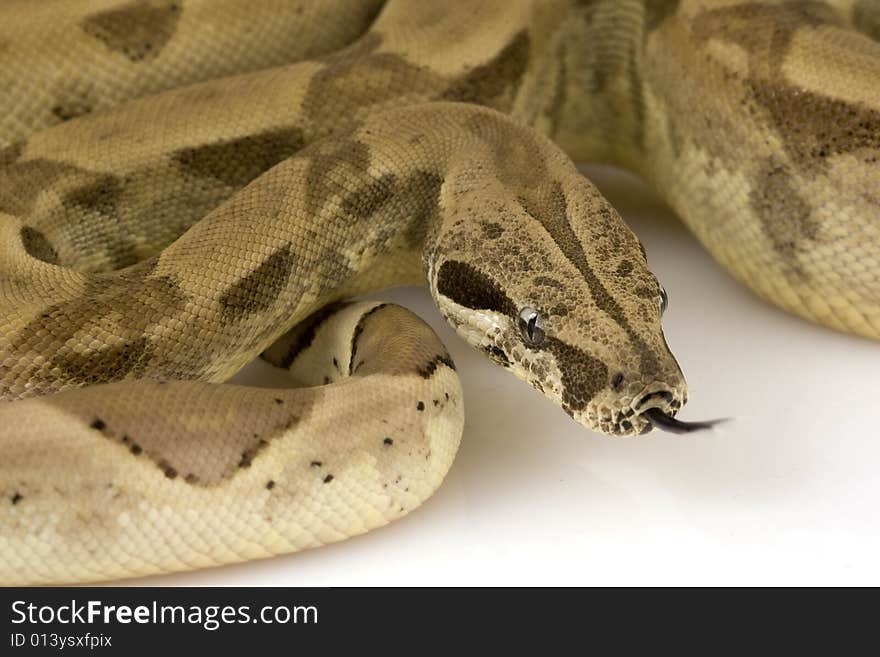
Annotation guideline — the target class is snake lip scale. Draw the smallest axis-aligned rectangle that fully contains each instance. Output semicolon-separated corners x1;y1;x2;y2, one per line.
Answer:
0;0;877;584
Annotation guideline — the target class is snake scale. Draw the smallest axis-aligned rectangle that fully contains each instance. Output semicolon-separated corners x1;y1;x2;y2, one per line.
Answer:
0;0;877;584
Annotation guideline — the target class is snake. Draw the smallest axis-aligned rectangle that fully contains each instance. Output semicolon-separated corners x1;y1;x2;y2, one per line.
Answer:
0;0;877;585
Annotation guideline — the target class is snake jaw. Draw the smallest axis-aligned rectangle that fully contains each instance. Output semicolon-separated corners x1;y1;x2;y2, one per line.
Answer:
631;389;725;434
579;381;690;436
628;387;722;435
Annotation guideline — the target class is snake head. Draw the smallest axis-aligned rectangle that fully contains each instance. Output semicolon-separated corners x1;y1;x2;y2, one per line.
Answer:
428;173;708;437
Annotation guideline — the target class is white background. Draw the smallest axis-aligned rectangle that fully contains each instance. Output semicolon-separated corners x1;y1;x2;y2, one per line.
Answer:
131;165;879;586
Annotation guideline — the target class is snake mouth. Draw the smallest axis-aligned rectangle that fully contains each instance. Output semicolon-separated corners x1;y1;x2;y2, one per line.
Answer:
630;390;722;435
640;407;723;434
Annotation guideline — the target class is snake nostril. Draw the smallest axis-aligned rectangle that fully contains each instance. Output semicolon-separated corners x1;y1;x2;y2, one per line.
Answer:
635;390;674;410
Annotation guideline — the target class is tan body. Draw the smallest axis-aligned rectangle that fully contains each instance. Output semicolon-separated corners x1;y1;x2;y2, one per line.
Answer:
0;0;877;583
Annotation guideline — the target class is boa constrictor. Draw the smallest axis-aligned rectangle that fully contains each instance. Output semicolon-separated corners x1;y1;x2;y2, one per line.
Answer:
0;0;877;584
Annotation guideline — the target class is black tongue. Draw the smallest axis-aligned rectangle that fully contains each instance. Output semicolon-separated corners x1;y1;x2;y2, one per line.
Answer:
642;407;724;434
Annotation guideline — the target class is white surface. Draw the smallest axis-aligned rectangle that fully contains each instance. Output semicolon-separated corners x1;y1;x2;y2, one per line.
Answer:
131;165;880;587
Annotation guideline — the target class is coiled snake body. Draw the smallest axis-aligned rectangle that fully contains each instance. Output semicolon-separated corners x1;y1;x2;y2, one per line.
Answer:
0;0;877;584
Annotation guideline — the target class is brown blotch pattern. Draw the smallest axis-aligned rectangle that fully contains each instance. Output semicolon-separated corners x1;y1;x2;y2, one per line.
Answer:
85;406;298;487
10;262;189;392
60;173;142;269
1;159;145;268
464;113;549;188
262;301;353;369
853;1;880;41
692;2;841;78
533;275;563;289
644;0;681;33
416;353;456;379
315;162;441;267
544;336;609;412
0;158;84;217
341;304;454;382
20;226;59;265
442;31;531;110
63;174;123;218
616;259;634;277
749;160;819;265
436;259;517;316
347;303;389;374
55;337;152;387
340;172;397;220
219;245;294;320
750;82;880;169
81;0;182;62
302;33;442;124
51;88;95;122
0;141;23;167
400;171;444;248
345;169;443;247
303;138;371;218
547;42;568;138
173;127;305;188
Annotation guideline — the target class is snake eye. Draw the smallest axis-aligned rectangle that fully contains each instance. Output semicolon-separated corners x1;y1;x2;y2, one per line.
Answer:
659;286;668;315
518;307;545;346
